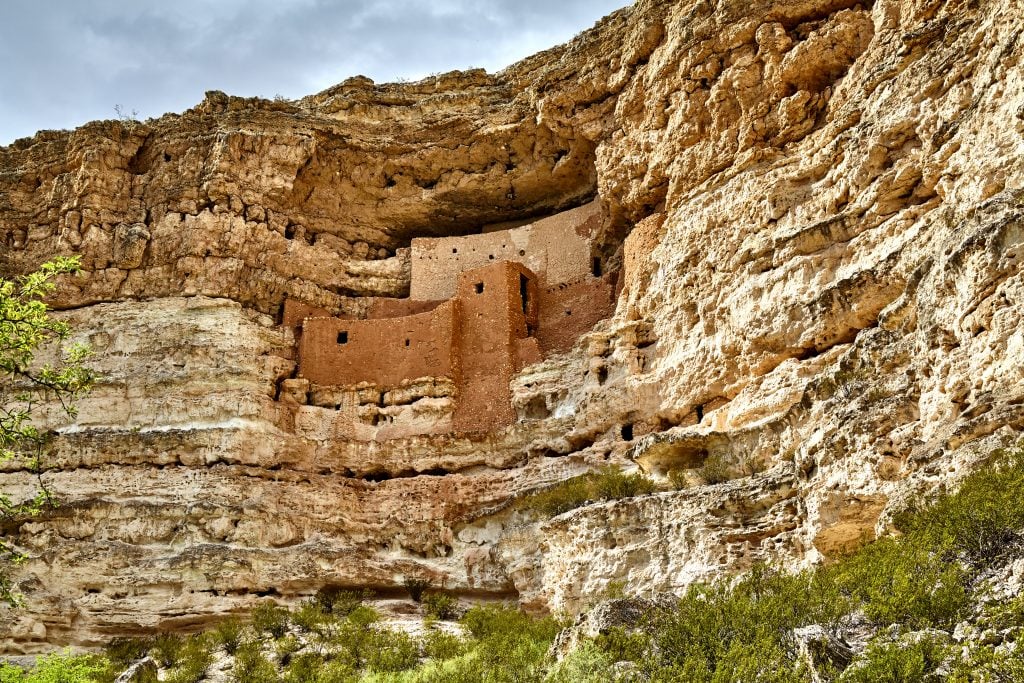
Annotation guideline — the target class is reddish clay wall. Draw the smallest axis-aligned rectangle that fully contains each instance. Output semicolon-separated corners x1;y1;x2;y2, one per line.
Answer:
536;276;616;355
366;298;442;319
298;302;456;387
452;261;538;433
282;299;334;330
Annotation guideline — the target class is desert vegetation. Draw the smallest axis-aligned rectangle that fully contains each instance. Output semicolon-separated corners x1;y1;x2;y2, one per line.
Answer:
3;448;1024;681
517;466;657;517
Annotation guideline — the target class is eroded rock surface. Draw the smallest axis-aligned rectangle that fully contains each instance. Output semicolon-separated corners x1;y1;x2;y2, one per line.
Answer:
1;0;1023;652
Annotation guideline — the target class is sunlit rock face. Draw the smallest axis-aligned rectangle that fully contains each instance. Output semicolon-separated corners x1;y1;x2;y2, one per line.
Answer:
2;0;1023;652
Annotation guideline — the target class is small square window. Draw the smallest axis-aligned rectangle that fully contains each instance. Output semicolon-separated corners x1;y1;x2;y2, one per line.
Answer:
475;282;484;294
452;248;458;254
405;339;411;347
337;331;349;344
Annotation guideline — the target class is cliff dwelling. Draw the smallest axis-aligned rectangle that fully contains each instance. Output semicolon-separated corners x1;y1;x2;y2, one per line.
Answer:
282;201;617;438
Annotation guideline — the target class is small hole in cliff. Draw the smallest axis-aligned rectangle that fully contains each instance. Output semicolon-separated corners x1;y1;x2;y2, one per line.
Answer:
420;468;448;477
592;257;603;277
337;331;349;344
621;424;634;441
597;367;608;385
163;152;172;162
565;309;572;316
519;249;526;256
385;176;397;188
475;282;484;294
489;254;494;260
452;248;458;254
365;472;392;482
696;404;704;423
405;338;411;347
285;224;296;240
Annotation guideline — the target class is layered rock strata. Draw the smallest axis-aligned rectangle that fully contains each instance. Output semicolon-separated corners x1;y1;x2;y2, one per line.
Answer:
1;0;1023;652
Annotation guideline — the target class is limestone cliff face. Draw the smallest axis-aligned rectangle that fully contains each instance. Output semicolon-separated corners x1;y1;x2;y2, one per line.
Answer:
2;0;1023;652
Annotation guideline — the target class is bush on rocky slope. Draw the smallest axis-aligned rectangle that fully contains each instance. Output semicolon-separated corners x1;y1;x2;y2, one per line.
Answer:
595;447;1024;681
5;448;1024;682
518;466;656;517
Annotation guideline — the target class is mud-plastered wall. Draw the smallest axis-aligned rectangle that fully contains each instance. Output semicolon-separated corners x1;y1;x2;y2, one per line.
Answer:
298;302;457;387
453;261;539;432
410;202;599;300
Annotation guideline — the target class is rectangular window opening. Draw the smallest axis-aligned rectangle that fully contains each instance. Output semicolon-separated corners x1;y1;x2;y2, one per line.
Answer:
519;274;530;315
337;331;349;344
592;257;603;277
475;282;484;294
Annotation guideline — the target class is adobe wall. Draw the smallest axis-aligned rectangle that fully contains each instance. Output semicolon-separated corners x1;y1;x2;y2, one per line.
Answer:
297;301;457;387
282;299;334;330
410;201;600;301
453;261;539;433
536;276;617;356
366;297;442;319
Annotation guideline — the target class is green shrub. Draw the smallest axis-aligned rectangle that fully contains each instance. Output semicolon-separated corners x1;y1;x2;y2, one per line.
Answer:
422;628;465;661
634;565;847;679
948;641;1024;682
364;628;420;673
543;642;616;683
163;634;214;683
457;605;564;682
6;652;107;683
275;635;301;665
284;653;356;683
592;467;656;500
520;475;592;517
316;587;372;618
103;637;150;669
403;577;431;603
346;604;380;628
593;627;649;663
231;641;277;683
667;469;690;490
829;537;968;628
321;605;381;670
696;454;732;484
150;633;184;668
213;616;244;654
520;467;657;517
422;592;458;620
253;601;291;639
895;449;1024;566
837;635;950;683
0;663;23;683
292;598;330;633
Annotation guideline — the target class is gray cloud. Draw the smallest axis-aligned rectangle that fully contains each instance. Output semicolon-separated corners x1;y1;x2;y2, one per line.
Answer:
0;0;627;145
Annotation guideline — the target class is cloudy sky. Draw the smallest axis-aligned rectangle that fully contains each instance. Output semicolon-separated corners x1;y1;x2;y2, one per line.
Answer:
0;0;628;146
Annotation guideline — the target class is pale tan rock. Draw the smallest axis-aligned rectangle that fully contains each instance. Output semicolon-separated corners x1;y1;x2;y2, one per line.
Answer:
1;0;1023;652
